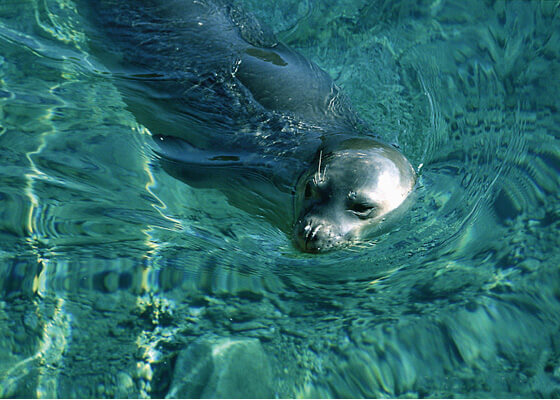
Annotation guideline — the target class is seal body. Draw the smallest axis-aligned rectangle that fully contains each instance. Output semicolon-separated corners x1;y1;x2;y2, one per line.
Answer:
83;0;416;252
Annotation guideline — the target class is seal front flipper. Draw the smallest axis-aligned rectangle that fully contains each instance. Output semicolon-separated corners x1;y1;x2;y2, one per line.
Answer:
153;134;280;190
154;135;253;167
154;134;295;231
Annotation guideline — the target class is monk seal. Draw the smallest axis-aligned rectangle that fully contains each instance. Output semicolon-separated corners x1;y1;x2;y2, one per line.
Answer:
294;138;416;252
82;0;417;252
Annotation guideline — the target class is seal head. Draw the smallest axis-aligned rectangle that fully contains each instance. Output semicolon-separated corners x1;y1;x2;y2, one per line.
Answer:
294;138;416;252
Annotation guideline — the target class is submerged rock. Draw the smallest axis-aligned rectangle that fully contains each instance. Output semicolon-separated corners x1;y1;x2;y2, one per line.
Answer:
167;337;273;398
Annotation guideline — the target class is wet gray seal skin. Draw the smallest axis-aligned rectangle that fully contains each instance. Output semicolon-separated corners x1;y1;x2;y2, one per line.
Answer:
82;0;416;252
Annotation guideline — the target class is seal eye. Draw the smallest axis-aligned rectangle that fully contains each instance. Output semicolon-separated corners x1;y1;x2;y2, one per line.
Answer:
349;202;376;218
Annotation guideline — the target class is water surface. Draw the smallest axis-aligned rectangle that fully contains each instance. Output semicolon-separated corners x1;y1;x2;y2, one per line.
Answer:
0;0;559;397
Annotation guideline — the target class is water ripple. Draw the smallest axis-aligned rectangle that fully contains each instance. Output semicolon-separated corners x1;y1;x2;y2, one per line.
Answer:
0;0;559;398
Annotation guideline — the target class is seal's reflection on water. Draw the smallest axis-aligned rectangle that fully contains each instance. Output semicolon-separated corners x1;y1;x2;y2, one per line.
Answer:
84;0;416;252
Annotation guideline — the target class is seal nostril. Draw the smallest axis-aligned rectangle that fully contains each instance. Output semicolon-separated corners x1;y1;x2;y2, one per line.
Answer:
310;224;323;241
295;219;344;253
299;221;327;252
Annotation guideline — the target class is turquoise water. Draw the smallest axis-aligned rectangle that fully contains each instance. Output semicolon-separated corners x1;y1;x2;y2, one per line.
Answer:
0;0;559;397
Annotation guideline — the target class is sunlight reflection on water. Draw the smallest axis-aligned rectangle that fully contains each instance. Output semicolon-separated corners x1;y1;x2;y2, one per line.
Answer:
0;0;559;397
